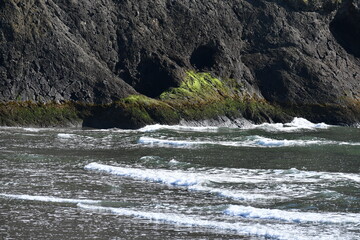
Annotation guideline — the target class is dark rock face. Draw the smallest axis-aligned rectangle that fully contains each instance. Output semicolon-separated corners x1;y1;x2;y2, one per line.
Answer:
0;0;137;104
0;0;359;124
240;0;360;106
331;0;360;57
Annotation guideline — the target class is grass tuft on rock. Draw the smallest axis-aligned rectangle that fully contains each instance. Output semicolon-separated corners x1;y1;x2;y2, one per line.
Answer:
160;71;232;102
160;71;289;123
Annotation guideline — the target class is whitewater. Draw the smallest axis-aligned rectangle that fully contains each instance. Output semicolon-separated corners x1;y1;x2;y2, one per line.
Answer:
1;118;359;239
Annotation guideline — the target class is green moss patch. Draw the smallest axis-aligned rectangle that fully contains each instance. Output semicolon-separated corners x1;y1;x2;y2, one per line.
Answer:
0;101;82;127
159;71;289;123
114;95;180;127
0;71;292;129
160;71;230;102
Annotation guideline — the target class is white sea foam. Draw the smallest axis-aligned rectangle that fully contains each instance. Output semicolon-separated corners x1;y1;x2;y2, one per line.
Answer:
249;117;330;132
137;136;226;147
138;118;330;133
246;136;327;147
0;126;71;133
224;205;360;224
271;168;360;183
23;128;42;132
139;124;220;132
169;159;181;165
57;133;76;139
86;162;270;188
82;164;285;201
85;163;360;203
85;163;281;201
78;204;357;240
138;136;202;147
85;162;201;186
188;185;286;201
87;163;360;186
77;203;297;240
139;156;159;160
285;117;329;129
0;193;100;204
83;128;137;133
138;135;345;148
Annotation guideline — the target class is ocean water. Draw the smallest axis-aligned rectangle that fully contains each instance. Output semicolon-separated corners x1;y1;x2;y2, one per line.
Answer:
0;118;359;239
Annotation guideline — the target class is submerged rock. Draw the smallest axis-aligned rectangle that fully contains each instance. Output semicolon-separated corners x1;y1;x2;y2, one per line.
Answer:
0;0;359;127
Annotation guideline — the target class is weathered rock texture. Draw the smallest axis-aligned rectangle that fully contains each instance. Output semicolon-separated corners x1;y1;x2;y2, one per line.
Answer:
0;0;359;125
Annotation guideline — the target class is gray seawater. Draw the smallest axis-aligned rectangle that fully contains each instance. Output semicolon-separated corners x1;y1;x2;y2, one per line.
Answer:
0;118;359;240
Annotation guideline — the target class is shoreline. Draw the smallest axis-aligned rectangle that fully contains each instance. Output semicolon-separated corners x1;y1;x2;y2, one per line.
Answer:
0;72;359;129
0;99;359;129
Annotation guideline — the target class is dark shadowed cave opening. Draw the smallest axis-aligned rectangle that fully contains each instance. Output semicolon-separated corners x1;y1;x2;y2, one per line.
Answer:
135;57;178;98
330;3;360;58
190;45;217;71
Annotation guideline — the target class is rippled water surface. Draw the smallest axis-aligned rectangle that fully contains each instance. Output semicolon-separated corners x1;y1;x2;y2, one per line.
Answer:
1;118;359;239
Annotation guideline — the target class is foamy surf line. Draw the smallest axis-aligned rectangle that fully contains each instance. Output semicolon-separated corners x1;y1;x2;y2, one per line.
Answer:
139;124;220;132
57;133;77;139
188;185;287;201
198;167;360;185
270;168;360;183
0;193;100;204
85;163;287;201
138;136;360;148
248;117;330;132
137;136;320;148
138;118;331;133
85;162;200;186
77;203;297;240
224;205;360;224
85;163;360;203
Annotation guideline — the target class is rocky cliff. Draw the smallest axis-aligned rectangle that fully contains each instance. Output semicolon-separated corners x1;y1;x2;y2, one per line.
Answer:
0;0;359;127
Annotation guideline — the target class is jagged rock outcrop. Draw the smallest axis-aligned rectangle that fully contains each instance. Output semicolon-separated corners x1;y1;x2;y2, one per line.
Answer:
0;0;137;104
0;0;359;126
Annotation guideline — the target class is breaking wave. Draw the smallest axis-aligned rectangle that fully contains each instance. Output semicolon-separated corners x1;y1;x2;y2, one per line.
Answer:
139;124;220;132
57;133;76;139
0;193;100;204
224;205;360;224
137;118;330;133
249;117;330;132
84;163;360;202
77;203;297;240
137;135;359;148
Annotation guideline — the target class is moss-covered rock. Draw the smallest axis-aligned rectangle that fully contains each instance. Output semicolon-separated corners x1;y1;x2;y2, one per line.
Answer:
1;0;359;127
160;71;233;101
0;71;293;129
115;95;180;126
3;71;357;129
0;101;82;127
82;94;180;129
159;71;290;124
